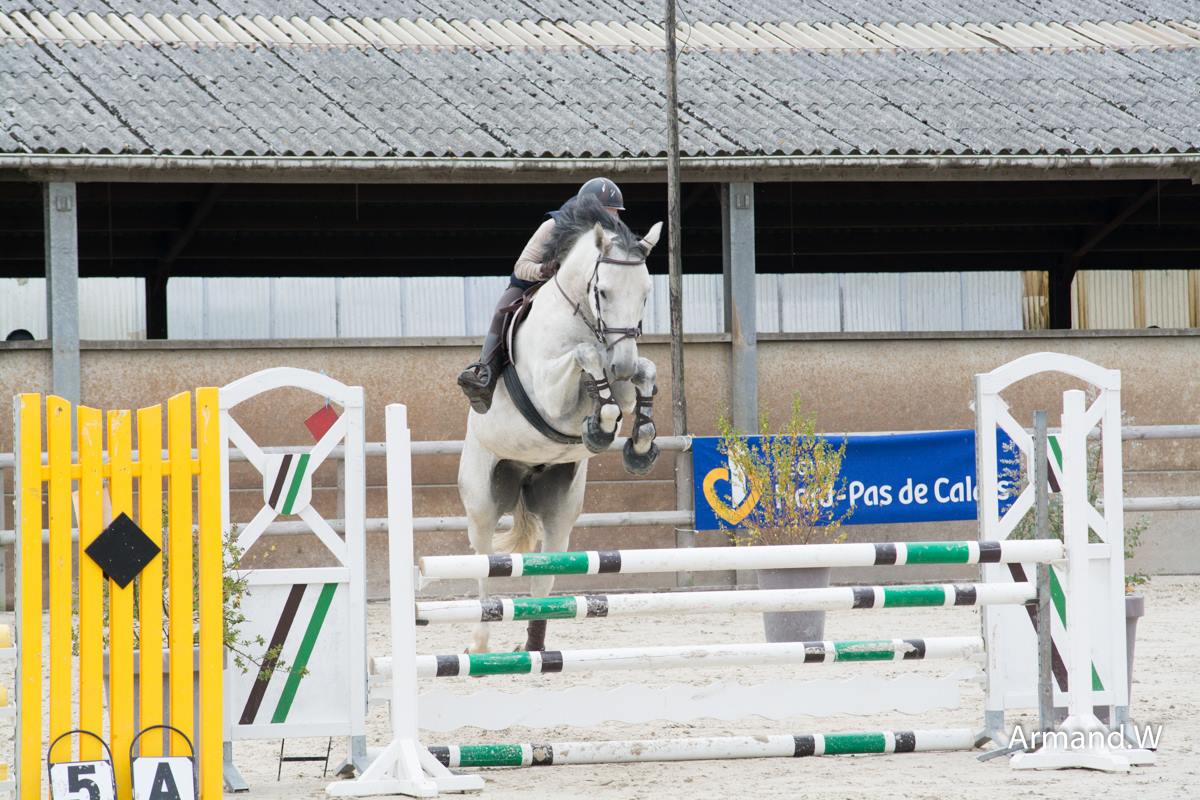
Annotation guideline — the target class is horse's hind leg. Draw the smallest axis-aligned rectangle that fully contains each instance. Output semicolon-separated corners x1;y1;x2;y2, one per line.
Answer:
458;435;511;654
623;357;660;475
520;460;588;651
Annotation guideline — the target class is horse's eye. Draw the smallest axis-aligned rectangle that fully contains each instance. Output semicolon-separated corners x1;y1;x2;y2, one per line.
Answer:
599;290;608;300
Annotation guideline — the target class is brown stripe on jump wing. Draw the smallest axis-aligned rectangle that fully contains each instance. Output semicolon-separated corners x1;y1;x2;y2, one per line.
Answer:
239;582;306;726
1009;563;1068;691
268;453;293;509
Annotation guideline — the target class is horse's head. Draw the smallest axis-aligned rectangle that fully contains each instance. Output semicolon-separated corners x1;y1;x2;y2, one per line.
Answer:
548;196;662;381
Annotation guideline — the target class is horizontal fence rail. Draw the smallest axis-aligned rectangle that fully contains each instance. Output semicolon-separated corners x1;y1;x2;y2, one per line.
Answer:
3;422;1199;549
414;582;1037;624
370;635;985;678
419;539;1063;580
428;729;979;767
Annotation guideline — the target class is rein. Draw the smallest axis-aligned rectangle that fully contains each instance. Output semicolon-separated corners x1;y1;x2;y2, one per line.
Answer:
553;252;646;348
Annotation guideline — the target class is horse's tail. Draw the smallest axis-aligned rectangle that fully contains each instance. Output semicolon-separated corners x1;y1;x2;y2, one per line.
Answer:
495;490;542;554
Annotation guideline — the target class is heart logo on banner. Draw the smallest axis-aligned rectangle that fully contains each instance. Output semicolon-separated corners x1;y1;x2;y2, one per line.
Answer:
702;466;761;526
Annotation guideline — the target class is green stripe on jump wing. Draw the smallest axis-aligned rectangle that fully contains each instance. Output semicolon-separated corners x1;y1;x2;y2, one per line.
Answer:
521;552;590;576
823;732;888;755
903;542;971;565
882;585;947;607
271;581;337;724
280;453;310;515
510;596;580;621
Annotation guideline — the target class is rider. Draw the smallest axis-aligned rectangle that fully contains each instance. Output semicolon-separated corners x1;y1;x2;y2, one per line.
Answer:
457;177;626;413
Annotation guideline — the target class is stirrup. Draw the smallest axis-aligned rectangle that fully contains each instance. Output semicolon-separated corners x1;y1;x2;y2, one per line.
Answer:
458;362;496;413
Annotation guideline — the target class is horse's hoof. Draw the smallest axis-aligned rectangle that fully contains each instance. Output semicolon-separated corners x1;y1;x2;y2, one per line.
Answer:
623;439;660;475
582;414;616;453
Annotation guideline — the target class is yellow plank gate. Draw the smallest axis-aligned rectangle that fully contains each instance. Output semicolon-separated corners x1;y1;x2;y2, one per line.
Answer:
13;390;223;799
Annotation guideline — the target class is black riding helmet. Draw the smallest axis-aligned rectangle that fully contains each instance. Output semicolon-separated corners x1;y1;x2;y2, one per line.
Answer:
577;177;625;211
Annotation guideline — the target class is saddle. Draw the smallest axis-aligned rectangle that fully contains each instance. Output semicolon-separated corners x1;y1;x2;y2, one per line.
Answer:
495;280;588;446
500;282;542;370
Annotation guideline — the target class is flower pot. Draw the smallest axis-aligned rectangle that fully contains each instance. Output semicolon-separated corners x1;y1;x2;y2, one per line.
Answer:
757;566;831;642
1047;593;1145;724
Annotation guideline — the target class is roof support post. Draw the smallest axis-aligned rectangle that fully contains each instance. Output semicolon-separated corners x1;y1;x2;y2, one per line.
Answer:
721;182;757;431
43;181;80;404
147;183;225;339
1050;181;1160;329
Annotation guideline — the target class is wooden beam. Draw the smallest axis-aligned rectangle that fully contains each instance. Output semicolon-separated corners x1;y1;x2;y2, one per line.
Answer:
145;184;224;339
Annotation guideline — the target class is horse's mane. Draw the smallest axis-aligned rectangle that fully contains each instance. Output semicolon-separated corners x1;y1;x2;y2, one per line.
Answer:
541;194;644;268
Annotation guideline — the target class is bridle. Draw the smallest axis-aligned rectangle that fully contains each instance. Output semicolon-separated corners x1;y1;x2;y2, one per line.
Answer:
553;251;646;349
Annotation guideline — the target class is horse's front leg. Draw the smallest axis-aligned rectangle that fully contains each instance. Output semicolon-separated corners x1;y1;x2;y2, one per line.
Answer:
460;433;503;654
573;342;621;453
622;358;660;475
520;461;587;652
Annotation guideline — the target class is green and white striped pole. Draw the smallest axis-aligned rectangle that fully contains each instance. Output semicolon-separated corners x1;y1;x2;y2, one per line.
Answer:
377;636;984;678
415;582;1035;625
429;729;977;767
419;539;1062;580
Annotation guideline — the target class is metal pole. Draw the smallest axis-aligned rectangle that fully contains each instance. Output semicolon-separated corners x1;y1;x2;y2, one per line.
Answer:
44;181;81;405
1033;410;1054;733
665;0;692;588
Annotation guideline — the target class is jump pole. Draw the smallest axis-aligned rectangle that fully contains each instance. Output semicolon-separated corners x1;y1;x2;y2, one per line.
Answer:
429;729;978;768
420;539;1062;580
416;582;1035;624
372;636;984;678
327;404;483;797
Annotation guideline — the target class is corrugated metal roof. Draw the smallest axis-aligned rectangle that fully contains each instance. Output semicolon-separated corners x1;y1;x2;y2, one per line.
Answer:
4;1;1197;25
2;7;1199;161
3;11;1199;50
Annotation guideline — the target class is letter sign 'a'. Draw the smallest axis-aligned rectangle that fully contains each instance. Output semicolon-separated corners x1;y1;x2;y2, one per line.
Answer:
131;757;196;800
49;761;116;800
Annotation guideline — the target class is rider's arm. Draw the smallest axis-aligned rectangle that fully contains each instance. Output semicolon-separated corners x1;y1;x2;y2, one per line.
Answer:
513;218;557;281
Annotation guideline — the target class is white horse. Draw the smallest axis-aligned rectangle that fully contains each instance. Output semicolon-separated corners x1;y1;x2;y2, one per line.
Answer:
458;197;663;652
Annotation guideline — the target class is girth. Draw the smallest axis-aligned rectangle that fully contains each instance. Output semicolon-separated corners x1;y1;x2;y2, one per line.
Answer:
501;364;583;446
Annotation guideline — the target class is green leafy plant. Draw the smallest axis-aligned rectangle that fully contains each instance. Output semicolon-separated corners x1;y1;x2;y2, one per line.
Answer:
78;512;305;683
714;397;851;546
1002;430;1149;593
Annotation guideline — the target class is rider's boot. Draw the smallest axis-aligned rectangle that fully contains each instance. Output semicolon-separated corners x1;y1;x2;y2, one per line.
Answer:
458;283;527;413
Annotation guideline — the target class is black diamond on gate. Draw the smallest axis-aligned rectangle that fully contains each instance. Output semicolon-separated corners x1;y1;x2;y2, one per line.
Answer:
84;512;161;589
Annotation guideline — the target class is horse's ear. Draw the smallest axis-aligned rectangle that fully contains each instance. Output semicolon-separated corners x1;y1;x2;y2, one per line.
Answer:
593;222;613;253
640;221;663;252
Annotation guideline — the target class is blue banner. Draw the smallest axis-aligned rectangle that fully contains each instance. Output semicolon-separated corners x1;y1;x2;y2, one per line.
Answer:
692;430;1015;531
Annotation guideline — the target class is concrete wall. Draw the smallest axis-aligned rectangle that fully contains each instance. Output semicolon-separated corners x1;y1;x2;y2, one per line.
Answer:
1;331;1197;602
